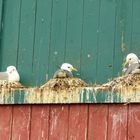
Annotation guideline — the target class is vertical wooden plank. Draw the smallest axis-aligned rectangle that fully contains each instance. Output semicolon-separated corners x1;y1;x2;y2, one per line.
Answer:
65;0;84;77
0;0;3;68
32;0;52;85
107;104;128;140
118;0;133;54
68;105;88;140
80;0;100;84
0;0;21;69
113;0;123;76
88;105;108;140
49;105;69;140
0;0;3;32
11;106;31;140
48;0;68;79
131;0;140;55
0;106;12;140
113;0;134;76
17;0;36;85
128;104;140;140
96;0;116;83
30;105;50;140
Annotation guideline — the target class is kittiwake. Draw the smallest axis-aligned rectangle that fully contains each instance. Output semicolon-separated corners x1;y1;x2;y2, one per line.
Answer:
53;63;77;78
123;53;140;75
0;66;20;82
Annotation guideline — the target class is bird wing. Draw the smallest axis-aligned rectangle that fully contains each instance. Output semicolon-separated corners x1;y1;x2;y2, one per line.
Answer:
64;70;73;78
53;69;66;78
0;72;9;80
53;69;73;78
124;63;140;75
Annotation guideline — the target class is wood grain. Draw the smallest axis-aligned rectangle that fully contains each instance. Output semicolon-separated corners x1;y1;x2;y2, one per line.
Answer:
30;105;50;140
11;106;31;140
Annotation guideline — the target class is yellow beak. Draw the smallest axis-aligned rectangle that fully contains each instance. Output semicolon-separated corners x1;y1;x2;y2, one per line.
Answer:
123;60;128;67
72;67;78;71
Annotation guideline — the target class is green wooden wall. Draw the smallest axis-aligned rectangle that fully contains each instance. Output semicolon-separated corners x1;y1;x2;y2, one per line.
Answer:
0;0;140;86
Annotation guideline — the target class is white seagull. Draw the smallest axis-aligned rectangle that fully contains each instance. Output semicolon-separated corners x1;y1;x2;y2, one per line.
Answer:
123;53;140;75
53;63;77;78
0;66;20;82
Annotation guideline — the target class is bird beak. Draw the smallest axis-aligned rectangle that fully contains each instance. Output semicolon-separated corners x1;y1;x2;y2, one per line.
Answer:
123;60;128;67
72;67;78;71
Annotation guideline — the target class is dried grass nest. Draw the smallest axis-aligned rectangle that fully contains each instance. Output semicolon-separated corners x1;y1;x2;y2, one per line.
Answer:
94;73;140;92
0;80;25;89
40;78;88;91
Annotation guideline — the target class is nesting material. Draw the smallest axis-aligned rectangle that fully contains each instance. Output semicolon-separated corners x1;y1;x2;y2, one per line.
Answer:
94;73;140;92
31;78;88;103
0;80;25;89
40;78;88;91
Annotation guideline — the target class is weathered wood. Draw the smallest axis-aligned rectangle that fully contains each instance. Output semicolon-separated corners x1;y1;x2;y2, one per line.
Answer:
68;105;88;140
49;105;69;140
11;106;31;140
128;104;140;140
0;86;139;104
0;106;12;140
107;105;128;140
30;105;50;140
88;105;108;140
0;105;140;139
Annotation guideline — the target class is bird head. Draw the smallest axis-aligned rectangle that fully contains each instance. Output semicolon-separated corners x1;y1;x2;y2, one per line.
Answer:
7;66;17;74
60;63;77;72
6;66;20;81
123;53;139;67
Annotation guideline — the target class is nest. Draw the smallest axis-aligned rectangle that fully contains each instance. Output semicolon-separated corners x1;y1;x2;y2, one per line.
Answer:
94;73;140;92
40;78;88;91
0;80;25;89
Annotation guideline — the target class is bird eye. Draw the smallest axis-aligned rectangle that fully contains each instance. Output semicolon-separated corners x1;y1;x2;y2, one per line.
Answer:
129;58;131;60
68;67;70;68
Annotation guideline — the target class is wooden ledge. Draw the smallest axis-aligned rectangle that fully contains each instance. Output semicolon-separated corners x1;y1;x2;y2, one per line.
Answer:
0;74;140;104
0;86;139;104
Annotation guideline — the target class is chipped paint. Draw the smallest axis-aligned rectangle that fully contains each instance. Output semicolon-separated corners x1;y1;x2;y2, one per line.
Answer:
0;74;140;104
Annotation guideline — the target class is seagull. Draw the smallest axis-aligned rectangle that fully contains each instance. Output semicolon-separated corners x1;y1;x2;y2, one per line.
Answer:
53;63;77;78
123;53;140;75
0;66;20;82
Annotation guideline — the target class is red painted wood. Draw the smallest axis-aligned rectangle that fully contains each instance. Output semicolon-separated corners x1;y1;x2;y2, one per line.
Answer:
68;105;88;140
107;105;128;140
88;105;108;140
11;106;31;140
49;105;69;140
30;105;50;140
128;104;140;140
0;106;13;140
1;104;140;140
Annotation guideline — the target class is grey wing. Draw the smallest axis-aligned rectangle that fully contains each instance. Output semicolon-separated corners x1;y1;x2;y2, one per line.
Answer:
64;70;73;78
53;70;60;78
53;69;66;78
124;63;140;75
0;72;9;80
53;69;73;78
